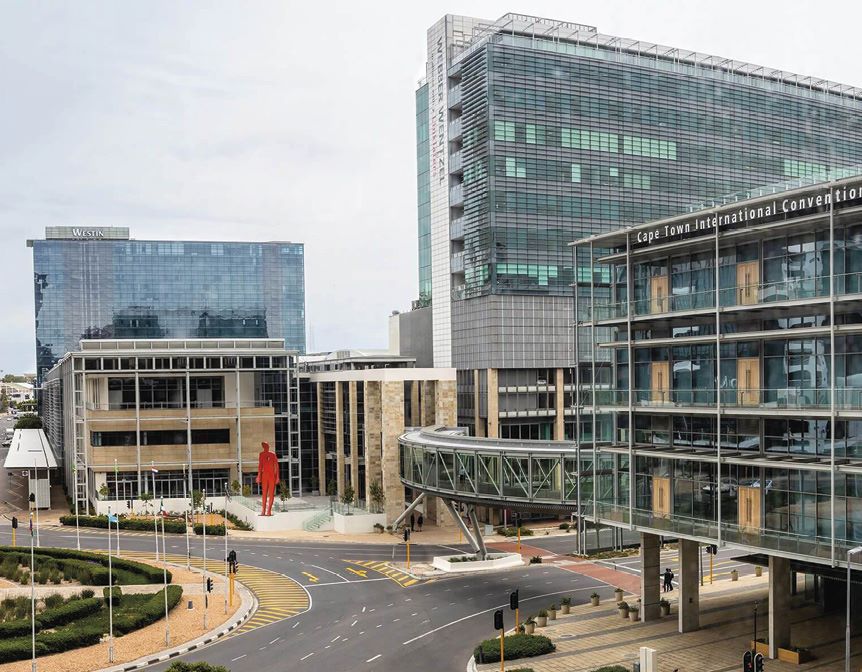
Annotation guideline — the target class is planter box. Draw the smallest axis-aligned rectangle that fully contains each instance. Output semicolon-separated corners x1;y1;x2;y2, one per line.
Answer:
618;608;629;619
777;648;812;664
590;596;600;606
629;610;640;622
748;642;769;655
334;511;387;535
431;553;522;573
614;590;624;602
660;605;670;617
561;604;571;614
524;624;535;635
536;616;548;627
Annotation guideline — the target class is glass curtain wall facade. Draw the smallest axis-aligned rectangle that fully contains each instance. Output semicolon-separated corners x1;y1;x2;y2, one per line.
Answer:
422;13;862;439
574;175;862;563
416;83;433;306
31;230;306;383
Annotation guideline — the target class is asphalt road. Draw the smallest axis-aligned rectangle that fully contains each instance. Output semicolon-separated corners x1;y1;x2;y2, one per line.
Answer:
7;524;604;672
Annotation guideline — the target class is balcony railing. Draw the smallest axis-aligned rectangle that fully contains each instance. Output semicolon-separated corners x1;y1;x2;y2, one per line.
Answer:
87;400;274;411
449;183;464;207
451;250;465;273
582;388;862;411
449;150;462;173
449;117;462;140
448;84;461;108
450;216;464;240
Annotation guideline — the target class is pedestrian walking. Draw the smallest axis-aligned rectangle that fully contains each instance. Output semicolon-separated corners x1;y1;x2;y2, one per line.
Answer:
663;567;674;592
410;513;415;532
417;513;424;532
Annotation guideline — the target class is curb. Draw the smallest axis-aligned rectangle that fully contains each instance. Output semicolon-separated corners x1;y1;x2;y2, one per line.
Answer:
98;567;257;672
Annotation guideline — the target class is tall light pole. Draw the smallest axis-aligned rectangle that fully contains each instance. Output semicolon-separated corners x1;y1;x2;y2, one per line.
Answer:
846;546;862;672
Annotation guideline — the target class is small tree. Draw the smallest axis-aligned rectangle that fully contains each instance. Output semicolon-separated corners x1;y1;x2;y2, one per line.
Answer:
0;392;7;413
341;485;355;515
369;480;385;514
98;483;109;500
230;480;241;495
278;482;291;511
326;480;337;499
241;483;251;497
14;415;42;430
191;489;204;512
139;491;153;515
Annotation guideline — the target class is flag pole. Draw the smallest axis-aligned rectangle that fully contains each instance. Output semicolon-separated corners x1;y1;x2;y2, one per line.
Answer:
107;505;114;664
29;512;36;672
72;463;80;551
151;462;159;562
202;488;207;630
184;464;190;570
114;459;120;556
161;515;169;645
224;481;229;614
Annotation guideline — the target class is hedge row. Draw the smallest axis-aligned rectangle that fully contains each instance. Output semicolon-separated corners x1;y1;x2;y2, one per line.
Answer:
114;585;183;634
167;663;231;672
60;515;187;534
0;597;102;639
473;634;555;664
0;546;171;585
193;524;225;536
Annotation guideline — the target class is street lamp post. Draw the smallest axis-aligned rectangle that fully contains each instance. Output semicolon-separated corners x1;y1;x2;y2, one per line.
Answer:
846;546;862;672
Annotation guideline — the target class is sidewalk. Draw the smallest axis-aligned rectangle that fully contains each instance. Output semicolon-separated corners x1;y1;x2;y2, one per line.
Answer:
476;571;862;672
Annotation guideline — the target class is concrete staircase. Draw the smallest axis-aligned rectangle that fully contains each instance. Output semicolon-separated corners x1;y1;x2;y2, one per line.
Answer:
302;510;332;532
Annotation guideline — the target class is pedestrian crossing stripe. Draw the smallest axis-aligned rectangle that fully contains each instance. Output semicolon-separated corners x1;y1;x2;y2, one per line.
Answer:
107;550;309;636
343;559;420;588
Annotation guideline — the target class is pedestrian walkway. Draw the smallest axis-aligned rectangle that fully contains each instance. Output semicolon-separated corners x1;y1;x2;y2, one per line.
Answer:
343;559;419;587
116;550;310;636
475;572;862;672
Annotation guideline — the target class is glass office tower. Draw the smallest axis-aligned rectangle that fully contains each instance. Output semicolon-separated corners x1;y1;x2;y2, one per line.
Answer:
419;13;862;440
30;226;306;382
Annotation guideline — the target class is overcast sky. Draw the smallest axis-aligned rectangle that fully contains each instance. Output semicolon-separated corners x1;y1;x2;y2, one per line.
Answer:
0;1;859;374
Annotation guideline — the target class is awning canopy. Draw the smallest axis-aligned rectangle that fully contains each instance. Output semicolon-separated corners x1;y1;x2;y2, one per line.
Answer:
4;429;58;470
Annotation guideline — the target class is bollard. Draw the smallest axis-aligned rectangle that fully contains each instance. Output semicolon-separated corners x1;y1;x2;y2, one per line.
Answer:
731;569;739;581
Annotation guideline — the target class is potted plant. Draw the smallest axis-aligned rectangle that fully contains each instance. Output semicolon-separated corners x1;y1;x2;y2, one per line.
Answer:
373;522;385;534
590;592;600;607
731;569;739;581
524;617;536;635
617;601;629;618
659;598;670;616
548;603;558;620
536;610;548;627
98;483;109;501
561;596;572;614
614;587;624;602
628;604;640;622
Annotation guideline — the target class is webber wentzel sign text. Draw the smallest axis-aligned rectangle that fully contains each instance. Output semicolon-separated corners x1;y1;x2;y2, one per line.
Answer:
633;180;862;248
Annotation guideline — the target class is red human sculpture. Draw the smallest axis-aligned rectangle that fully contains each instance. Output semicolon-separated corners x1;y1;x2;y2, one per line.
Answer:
256;441;279;516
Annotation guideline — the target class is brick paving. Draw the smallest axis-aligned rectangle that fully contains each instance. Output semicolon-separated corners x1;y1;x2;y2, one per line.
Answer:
477;572;862;672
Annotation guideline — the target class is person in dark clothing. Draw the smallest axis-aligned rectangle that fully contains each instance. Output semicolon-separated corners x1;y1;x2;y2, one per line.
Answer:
417;513;424;532
410;513;415;532
663;567;674;592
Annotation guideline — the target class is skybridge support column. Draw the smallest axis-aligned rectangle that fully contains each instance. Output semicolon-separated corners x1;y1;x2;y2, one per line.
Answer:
391;492;426;530
768;555;792;658
678;539;700;633
640;532;661;621
468;506;489;560
441;499;481;556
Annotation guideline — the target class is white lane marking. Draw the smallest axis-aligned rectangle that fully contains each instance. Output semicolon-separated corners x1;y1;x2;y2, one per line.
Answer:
402;585;600;646
232;655;248;662
392;618;400;622
351;619;358;627
411;612;418;616
292;622;300;629
362;606;366;613
306;578;389;587
259;646;267;650
367;655;382;663
359;631;365;635
308;563;349;582
387;603;394;607
331;635;340;643
376;624;383;628
325;645;330;649
270;637;281;644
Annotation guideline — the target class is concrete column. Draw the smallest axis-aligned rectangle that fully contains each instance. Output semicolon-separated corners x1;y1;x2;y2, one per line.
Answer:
363;381;382;505
420;381;435;426
349;381;359;493
474;370;485;437
381;380;405;522
335;381;345;496
434;379;457;426
554;368;565;440
678;539;700;633
487;369;499;438
768;555;791;658
316;382;325;495
640;532;661;621
410;381;420;426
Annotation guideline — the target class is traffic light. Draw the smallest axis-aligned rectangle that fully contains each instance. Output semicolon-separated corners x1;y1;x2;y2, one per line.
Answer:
227;549;238;574
403;527;410;543
493;609;503;631
743;650;753;672
509;589;519;611
11;517;17;529
206;577;213;593
754;653;764;672
28;493;35;504
707;544;718;555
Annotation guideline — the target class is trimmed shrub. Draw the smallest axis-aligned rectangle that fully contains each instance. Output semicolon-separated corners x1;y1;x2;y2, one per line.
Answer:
0;546;171;585
167;663;231;672
0;620;40;638
193;524;225;536
38;623;104;654
529;556;543;564
113;585;182;634
103;586;123;606
499;526;534;537
43;593;64;609
38;597;102;628
0;639;48;663
558;522;570;530
591;667;629;672
473;634;555;663
59;515;186;534
81;589;95;599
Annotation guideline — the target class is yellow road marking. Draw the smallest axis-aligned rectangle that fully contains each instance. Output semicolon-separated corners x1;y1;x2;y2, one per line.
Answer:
346;567;368;578
301;571;319;583
343;559;419;588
